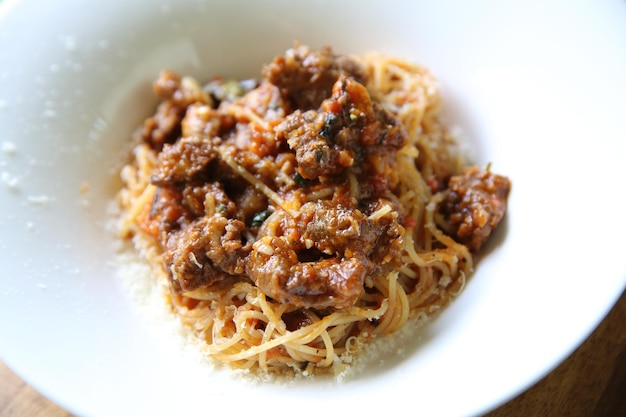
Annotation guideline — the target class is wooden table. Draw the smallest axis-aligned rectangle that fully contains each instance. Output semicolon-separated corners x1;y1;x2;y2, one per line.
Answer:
2;289;624;417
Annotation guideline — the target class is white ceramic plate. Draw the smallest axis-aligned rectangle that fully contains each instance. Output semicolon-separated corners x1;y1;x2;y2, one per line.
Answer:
1;1;625;416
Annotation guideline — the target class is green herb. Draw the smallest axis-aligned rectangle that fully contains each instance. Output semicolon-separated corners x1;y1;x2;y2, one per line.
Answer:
251;209;271;227
315;148;324;163
269;101;280;111
294;172;309;187
216;204;227;214
319;113;338;139
221;79;245;99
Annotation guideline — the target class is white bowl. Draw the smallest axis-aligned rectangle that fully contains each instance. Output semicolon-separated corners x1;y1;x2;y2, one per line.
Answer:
1;1;625;416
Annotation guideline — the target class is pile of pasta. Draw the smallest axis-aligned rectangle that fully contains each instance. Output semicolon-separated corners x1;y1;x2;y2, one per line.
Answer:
117;48;482;377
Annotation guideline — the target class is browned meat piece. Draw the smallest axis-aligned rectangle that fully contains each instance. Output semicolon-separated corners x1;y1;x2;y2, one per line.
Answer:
297;200;379;257
277;75;407;186
323;77;406;198
277;109;355;179
180;103;224;140
151;136;219;187
262;44;366;110
137;187;194;244
441;166;511;252
231;81;291;122
163;218;228;293
203;216;251;275
361;198;406;268
164;214;251;293
135;101;183;151
232;185;268;224
247;235;371;310
182;182;236;217
247;199;405;310
136;70;211;150
321;76;406;149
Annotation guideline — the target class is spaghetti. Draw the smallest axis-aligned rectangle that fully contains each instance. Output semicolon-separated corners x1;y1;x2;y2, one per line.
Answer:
116;44;510;377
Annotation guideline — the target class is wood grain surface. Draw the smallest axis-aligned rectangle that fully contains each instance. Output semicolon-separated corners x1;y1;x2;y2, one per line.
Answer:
2;289;624;417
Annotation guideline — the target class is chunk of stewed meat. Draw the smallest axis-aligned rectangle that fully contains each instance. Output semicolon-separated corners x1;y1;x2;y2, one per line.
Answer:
136;70;212;150
181;103;224;140
151;136;219;187
246;199;405;310
296;200;380;257
163;218;228;293
277;76;407;184
441;166;511;252
182;181;237;218
164;214;250;293
361;198;406;268
203;216;251;276
262;43;366;110
277;109;355;179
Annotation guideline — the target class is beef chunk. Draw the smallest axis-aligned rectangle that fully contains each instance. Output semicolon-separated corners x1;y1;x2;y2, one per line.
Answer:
296;200;379;257
164;215;251;293
277;76;407;187
203;216;250;275
441;166;511;252
151;136;219;187
361;198;406;268
246;198;406;310
181;103;224;140
277;109;355;179
164;218;228;293
182;181;237;217
136;70;211;150
262;44;366;110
